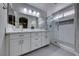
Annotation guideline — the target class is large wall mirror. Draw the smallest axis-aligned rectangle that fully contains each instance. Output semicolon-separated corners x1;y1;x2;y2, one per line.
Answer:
7;3;47;30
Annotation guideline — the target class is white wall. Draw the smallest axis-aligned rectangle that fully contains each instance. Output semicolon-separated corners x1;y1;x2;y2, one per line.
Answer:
74;4;79;53
0;3;7;56
38;17;47;29
47;3;72;17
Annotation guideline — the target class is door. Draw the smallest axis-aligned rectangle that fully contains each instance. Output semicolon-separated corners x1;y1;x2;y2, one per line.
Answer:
10;39;21;56
0;3;7;55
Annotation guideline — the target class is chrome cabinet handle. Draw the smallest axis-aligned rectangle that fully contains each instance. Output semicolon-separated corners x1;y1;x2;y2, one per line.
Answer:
57;24;59;31
21;40;24;44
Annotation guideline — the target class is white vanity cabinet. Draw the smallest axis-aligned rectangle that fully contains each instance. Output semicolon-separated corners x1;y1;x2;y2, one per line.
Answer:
31;32;42;50
6;31;49;56
21;33;30;54
46;32;50;44
41;32;49;46
6;33;31;56
10;38;22;56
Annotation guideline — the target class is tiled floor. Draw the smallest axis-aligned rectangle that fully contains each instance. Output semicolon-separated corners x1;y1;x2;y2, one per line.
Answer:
26;44;75;56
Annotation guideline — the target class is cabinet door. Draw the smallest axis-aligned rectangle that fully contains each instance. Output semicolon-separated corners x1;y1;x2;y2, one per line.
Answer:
10;39;21;56
22;38;30;54
31;38;41;50
46;32;50;44
41;32;48;46
31;32;41;50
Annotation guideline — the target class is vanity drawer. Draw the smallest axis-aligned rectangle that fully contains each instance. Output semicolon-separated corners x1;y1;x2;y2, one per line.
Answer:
21;33;30;38
31;32;41;39
31;38;41;43
10;33;30;39
10;34;21;39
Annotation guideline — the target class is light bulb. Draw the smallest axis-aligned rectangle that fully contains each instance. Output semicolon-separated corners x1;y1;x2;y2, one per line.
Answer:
24;8;27;13
36;12;40;17
29;9;32;14
33;11;36;16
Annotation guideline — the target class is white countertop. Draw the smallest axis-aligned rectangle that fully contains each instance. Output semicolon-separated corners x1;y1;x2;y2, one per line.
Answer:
6;29;47;34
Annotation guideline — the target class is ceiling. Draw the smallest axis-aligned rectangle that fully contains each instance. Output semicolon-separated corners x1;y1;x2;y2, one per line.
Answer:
28;3;72;16
28;3;56;12
11;3;72;17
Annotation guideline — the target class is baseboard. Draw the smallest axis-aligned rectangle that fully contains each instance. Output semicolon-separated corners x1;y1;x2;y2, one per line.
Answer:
51;42;79;56
21;44;49;56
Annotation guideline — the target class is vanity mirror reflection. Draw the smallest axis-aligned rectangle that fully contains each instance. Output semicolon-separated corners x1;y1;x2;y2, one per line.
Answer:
19;17;28;28
8;15;15;26
6;3;47;32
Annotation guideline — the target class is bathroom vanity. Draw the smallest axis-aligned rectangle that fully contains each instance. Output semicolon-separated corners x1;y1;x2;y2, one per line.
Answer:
5;29;49;56
5;3;49;56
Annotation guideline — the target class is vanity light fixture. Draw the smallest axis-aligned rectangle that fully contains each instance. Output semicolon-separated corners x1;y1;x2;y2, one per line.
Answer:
24;8;27;13
33;11;36;16
36;12;40;17
29;9;32;14
23;8;40;17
